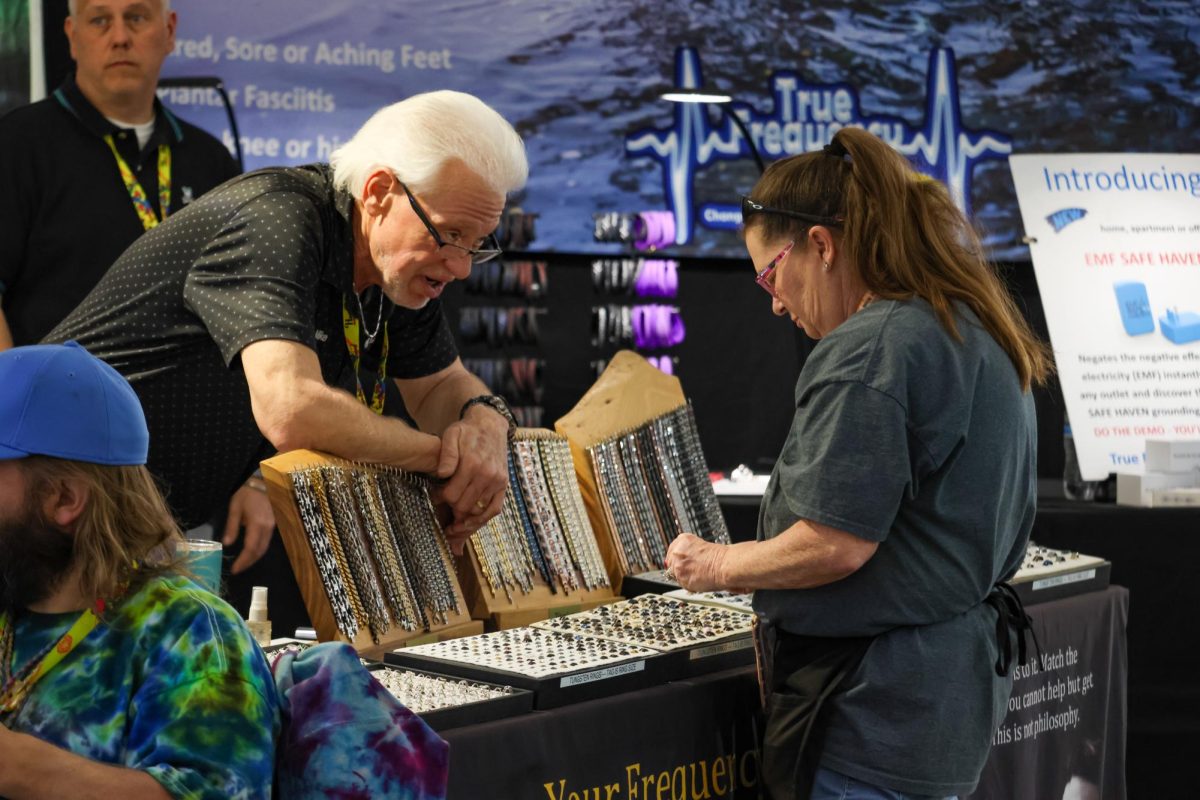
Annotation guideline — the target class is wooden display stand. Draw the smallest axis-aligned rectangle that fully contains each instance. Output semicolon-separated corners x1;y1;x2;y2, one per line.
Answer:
455;428;617;629
457;545;616;630
260;449;475;656
554;351;687;590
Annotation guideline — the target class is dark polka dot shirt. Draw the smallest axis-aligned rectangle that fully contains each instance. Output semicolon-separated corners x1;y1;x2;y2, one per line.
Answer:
45;164;458;528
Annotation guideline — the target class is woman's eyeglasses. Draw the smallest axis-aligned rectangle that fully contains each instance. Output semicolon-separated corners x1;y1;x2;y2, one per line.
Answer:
740;196;843;228
754;240;794;298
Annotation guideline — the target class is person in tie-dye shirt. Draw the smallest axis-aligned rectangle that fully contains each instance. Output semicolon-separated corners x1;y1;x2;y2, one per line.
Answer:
0;342;278;799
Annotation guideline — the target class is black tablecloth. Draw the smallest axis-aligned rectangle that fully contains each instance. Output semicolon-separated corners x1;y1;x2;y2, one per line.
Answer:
446;666;763;799
444;587;1127;799
969;585;1128;800
1032;500;1199;798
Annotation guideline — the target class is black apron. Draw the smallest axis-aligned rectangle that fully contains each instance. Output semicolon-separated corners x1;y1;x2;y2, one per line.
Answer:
755;582;1038;800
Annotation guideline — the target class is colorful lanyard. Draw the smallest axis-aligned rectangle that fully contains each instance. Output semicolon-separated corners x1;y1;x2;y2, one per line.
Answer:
341;297;389;415
0;597;109;718
103;134;171;231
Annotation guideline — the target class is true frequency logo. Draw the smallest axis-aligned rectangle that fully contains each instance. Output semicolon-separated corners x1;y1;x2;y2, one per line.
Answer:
625;46;1012;246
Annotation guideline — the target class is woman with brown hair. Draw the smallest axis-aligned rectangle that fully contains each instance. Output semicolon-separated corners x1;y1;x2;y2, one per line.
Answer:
666;128;1051;800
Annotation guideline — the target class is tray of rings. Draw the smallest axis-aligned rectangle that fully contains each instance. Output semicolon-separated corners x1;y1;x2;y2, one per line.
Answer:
1010;543;1110;605
366;664;533;731
532;594;754;676
664;588;755;615
384;626;676;709
262;640;531;729
262;638;377;667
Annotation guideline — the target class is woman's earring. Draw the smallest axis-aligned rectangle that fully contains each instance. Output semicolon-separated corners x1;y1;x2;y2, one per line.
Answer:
822;260;832;272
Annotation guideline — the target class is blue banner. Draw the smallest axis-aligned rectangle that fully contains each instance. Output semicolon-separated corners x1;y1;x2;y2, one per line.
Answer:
159;0;1200;260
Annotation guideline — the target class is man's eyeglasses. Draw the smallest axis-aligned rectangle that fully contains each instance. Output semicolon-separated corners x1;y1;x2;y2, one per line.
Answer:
398;180;503;265
740;196;844;228
755;240;794;299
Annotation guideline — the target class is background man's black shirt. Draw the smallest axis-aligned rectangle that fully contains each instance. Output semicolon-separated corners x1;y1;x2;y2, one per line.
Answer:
0;75;239;345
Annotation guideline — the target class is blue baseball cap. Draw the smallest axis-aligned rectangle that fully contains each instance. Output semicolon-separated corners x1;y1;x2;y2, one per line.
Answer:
0;341;149;465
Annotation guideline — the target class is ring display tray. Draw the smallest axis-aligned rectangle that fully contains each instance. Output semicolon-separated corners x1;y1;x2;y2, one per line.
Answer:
365;664;534;732
385;626;676;709
261;639;378;667
531;594;753;677
664;588;754;615
1010;544;1111;605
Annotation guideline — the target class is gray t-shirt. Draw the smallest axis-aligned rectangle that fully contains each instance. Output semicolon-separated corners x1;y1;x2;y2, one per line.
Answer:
754;298;1036;797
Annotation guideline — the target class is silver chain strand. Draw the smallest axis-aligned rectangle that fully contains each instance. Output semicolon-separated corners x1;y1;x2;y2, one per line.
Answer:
308;467;370;633
497;491;537;593
637;426;685;541
354;289;385;348
617;433;668;566
291;469;359;639
324;466;392;642
375;472;433;630
353;469;421;630
605;438;656;571
539;437;609;590
591;441;646;573
387;470;459;625
586;403;732;573
649;418;697;534
513;439;577;591
587;445;632;575
549;439;610;588
677;404;731;544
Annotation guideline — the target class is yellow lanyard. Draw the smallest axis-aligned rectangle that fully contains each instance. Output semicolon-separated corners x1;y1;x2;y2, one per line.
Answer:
0;600;106;716
342;297;389;415
103;134;171;231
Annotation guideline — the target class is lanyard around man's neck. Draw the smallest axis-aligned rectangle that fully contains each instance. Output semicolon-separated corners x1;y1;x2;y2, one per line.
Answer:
103;134;171;231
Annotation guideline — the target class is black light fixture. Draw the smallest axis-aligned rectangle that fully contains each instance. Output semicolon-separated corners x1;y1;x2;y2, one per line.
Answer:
660;88;765;174
157;76;245;172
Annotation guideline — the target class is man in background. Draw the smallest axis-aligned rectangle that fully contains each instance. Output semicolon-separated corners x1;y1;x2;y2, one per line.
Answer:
0;0;238;348
0;0;261;580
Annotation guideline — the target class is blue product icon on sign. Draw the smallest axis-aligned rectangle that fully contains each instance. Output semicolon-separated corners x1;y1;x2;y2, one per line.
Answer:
1160;308;1200;345
1113;281;1154;336
1046;207;1087;232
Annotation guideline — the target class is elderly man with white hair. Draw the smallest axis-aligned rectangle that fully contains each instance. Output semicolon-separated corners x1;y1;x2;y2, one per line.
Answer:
46;92;529;584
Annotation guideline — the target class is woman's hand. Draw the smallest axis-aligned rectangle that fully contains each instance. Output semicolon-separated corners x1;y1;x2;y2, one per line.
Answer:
665;533;731;593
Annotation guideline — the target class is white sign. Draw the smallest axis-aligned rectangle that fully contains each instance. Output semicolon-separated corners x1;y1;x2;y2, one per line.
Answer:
1010;153;1200;479
558;659;645;688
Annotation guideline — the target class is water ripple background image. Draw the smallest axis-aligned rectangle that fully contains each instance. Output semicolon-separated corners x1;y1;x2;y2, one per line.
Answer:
155;0;1200;261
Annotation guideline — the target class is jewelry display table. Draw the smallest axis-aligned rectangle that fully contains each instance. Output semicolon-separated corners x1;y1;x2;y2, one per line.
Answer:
442;587;1127;799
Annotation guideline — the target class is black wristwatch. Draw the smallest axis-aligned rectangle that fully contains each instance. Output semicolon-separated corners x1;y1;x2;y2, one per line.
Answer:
460;394;517;438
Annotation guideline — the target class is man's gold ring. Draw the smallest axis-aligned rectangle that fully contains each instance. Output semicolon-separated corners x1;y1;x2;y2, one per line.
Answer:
475;500;487;510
